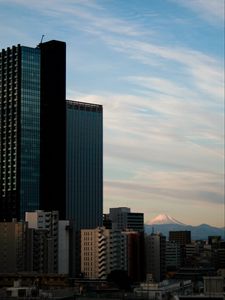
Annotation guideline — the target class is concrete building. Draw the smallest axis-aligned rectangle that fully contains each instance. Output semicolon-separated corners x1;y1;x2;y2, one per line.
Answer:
0;220;27;273
58;220;70;274
166;241;181;271
81;227;109;279
169;231;191;245
123;230;146;282
134;278;192;300
203;276;224;297
145;233;166;283
26;210;58;273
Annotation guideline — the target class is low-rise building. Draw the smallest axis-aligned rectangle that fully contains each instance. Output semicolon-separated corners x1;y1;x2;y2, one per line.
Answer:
134;278;192;299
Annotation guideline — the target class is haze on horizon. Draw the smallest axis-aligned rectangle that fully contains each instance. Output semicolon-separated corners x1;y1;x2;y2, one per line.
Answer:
0;0;224;227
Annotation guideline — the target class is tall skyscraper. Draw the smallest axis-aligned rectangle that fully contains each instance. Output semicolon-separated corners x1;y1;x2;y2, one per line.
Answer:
66;100;103;277
66;100;103;229
0;40;66;221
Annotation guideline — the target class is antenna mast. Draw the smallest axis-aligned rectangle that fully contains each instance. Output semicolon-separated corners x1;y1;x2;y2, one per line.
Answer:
40;35;45;44
37;35;45;48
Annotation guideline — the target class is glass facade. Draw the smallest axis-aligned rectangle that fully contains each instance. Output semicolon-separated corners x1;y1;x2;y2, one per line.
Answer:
66;100;103;229
0;45;19;220
20;47;40;218
0;45;41;220
0;40;66;221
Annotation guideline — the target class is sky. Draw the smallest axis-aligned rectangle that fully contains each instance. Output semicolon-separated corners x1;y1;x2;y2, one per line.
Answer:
0;0;224;227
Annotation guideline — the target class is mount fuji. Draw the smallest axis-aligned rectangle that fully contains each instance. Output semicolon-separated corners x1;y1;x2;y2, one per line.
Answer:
147;214;185;225
145;214;224;240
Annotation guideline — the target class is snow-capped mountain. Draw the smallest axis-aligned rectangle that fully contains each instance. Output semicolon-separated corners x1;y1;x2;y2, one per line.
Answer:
147;214;185;225
145;214;224;240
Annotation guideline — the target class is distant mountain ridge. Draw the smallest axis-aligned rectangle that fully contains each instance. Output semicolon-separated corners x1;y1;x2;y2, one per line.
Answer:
145;214;224;240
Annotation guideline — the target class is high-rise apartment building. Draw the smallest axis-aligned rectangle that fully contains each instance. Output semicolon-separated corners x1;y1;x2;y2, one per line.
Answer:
0;40;66;221
81;227;109;279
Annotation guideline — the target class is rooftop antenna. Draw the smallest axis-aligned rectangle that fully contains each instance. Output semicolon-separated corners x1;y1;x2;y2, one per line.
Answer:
37;35;45;48
40;34;45;44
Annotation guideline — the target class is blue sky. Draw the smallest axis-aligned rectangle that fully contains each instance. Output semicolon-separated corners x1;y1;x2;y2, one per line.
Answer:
0;0;224;227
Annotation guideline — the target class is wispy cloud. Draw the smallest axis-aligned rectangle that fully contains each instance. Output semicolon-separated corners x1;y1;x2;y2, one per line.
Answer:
172;0;225;25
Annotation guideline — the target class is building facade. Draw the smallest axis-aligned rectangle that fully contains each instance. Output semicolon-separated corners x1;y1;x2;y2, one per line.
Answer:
169;231;191;245
0;40;66;221
26;210;59;273
109;207;144;232
145;233;166;283
165;241;181;271
66;100;103;230
0;220;27;273
81;227;109;279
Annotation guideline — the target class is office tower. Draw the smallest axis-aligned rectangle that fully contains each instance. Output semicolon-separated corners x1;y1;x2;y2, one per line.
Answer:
39;41;66;217
66;100;103;229
109;207;144;232
0;40;66;221
0;220;27;273
145;233;166;282
66;100;103;277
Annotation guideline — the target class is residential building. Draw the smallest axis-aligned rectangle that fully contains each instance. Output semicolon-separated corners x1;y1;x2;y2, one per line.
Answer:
80;227;131;280
25;210;59;273
81;227;109;279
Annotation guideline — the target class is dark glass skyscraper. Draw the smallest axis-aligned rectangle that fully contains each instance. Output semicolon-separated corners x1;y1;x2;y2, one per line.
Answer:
0;40;66;221
66;100;103;230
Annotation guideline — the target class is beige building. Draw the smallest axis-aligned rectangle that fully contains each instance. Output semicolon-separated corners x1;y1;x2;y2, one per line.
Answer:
81;227;110;279
81;227;145;281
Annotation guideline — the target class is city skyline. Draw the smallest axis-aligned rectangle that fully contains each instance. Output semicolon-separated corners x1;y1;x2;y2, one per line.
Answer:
0;0;224;227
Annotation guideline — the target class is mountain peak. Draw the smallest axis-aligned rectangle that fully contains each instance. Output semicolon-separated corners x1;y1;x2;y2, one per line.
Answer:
147;214;185;225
